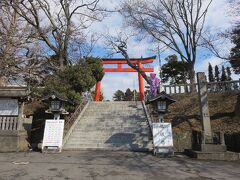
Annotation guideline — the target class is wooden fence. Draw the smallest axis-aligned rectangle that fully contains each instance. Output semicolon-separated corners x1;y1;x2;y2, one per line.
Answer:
163;80;240;95
0;116;20;131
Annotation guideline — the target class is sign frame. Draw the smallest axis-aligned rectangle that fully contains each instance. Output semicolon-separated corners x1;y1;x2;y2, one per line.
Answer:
152;122;174;148
42;119;65;153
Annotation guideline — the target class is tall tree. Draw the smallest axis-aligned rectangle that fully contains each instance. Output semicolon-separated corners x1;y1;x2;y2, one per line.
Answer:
121;0;213;91
161;55;189;84
39;57;104;105
124;88;133;101
9;0;102;69
208;63;214;82
215;65;220;82
226;67;232;81
113;89;139;101
229;28;240;74
0;1;46;85
221;65;227;82
113;90;125;101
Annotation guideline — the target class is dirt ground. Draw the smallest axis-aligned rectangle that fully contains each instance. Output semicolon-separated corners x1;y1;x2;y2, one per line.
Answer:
0;151;239;180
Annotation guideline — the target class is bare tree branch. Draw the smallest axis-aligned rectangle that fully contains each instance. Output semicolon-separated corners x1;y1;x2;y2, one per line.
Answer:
120;0;213;90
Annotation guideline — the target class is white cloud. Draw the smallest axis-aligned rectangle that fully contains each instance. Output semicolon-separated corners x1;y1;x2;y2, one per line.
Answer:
205;0;233;29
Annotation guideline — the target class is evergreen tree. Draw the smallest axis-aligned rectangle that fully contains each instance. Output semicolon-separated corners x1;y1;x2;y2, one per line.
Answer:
208;63;214;82
215;65;220;82
124;88;134;101
221;66;227;81
161;54;189;84
230;28;240;74
113;89;139;101
113;90;125;101
226;67;232;81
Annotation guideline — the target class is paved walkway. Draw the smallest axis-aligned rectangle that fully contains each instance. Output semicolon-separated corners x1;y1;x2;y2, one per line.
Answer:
0;151;239;180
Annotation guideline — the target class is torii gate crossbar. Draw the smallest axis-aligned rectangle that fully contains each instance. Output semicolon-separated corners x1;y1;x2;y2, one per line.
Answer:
95;56;156;101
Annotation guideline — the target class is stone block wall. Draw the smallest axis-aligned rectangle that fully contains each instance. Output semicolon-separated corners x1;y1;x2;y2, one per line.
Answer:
0;130;29;152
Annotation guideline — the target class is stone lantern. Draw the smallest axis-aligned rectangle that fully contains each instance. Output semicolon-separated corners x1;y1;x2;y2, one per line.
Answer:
147;91;176;122
146;91;176;156
42;94;69;120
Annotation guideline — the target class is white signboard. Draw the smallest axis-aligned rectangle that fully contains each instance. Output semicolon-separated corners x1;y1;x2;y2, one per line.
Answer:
42;120;65;150
152;123;173;147
0;99;18;116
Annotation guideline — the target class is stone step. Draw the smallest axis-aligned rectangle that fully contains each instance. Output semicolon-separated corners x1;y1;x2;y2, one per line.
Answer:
70;130;150;134
185;150;240;161
75;125;149;129
81;111;145;118
64;146;152;152
63;101;152;152
69;136;151;142
77;118;147;122
69;131;151;137
67;138;150;145
64;142;153;150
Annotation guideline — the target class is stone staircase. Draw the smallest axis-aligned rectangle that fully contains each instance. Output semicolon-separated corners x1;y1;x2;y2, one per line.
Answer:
63;101;153;151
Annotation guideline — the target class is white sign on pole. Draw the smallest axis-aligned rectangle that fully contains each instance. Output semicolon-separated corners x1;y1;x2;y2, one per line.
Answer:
152;123;173;148
42;120;65;151
0;99;18;116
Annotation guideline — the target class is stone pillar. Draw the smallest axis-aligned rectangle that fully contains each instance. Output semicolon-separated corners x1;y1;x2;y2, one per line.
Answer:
197;72;212;144
17;101;24;130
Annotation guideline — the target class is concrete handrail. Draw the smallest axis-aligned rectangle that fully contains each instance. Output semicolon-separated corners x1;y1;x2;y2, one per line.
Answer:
141;101;153;134
62;101;90;147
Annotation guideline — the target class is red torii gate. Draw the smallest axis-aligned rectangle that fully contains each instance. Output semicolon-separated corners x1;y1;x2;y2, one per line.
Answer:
95;56;156;101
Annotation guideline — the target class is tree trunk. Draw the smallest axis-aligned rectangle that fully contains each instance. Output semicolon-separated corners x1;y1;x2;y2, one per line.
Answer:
189;63;196;92
59;53;65;70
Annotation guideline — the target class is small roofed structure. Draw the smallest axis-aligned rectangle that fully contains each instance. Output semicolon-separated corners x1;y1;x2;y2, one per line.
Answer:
0;86;29;99
42;94;69;120
146;91;176;113
0;86;32;152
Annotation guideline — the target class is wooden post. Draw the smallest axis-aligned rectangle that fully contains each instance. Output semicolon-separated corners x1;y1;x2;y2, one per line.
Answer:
197;72;213;144
138;62;145;101
95;81;101;101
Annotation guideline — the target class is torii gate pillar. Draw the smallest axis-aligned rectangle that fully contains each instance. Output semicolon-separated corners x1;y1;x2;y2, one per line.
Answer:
138;62;145;101
95;81;101;101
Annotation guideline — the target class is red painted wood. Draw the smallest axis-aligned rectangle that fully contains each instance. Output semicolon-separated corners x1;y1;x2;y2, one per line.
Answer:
95;81;101;101
102;59;154;65
94;56;155;101
102;56;156;65
104;68;154;72
138;62;145;101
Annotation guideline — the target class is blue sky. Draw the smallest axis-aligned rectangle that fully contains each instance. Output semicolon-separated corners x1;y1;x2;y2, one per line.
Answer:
88;0;240;100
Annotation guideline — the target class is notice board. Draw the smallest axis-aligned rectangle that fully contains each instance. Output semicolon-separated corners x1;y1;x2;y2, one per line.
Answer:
152;123;173;147
42;120;65;150
0;99;18;116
